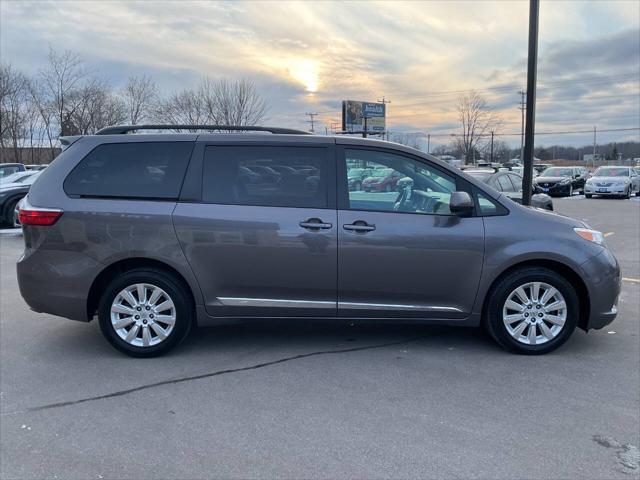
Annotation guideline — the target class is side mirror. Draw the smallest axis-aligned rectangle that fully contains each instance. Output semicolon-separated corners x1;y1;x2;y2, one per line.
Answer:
449;191;474;216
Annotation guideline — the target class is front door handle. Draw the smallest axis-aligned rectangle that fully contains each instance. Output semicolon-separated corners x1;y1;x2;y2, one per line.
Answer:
343;221;376;232
299;218;332;230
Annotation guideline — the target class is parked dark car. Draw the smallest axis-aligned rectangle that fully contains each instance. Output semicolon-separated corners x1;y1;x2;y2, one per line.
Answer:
0;163;26;179
534;166;589;196
0;170;41;227
464;169;553;210
362;168;403;192
347;167;373;191
17;125;619;357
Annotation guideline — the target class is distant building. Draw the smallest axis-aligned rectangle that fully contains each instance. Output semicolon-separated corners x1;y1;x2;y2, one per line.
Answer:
583;153;604;163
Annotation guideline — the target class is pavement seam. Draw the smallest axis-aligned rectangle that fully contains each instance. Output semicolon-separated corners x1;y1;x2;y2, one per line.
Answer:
3;337;421;415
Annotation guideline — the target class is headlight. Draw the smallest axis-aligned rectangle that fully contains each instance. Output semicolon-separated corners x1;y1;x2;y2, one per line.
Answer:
574;227;605;245
559;178;571;185
613;181;627;187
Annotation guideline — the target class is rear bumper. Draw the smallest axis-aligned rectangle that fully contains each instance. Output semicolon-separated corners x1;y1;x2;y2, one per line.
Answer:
580;248;621;330
17;244;102;322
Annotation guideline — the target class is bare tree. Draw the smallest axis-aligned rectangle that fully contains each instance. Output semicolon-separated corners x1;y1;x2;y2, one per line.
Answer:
0;63;33;162
39;47;87;137
390;133;422;150
154;78;268;129
454;91;501;164
199;78;267;126
153;89;210;128
66;79;126;135
122;75;157;124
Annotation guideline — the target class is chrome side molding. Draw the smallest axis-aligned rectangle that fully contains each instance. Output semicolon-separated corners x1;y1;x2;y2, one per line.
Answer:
339;302;462;312
217;297;335;308
217;297;461;313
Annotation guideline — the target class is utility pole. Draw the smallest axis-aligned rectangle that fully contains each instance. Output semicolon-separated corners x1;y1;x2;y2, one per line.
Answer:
362;116;369;138
521;0;539;206
427;134;431;153
518;90;526;162
378;96;391;141
305;112;318;133
593;126;597;168
490;131;494;163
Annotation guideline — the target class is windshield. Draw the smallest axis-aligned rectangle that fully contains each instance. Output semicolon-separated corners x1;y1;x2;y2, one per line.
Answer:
464;171;492;182
594;167;629;177
541;167;573;177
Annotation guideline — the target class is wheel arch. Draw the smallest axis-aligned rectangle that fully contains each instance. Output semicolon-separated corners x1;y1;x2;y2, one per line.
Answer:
481;259;590;331
87;257;197;322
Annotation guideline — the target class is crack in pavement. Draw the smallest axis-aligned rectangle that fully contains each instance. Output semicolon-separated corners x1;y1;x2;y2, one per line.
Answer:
4;337;420;416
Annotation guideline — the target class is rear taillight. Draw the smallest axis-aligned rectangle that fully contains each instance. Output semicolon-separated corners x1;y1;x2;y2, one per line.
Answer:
18;207;63;226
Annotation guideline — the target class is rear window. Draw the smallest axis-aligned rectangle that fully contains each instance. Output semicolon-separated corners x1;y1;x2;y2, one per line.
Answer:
64;142;194;199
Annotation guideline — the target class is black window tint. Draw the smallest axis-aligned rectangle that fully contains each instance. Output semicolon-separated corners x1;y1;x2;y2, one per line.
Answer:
202;146;327;208
64;142;193;199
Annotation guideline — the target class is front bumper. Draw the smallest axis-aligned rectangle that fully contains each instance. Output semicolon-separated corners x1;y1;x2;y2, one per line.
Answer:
535;182;572;196
579;248;621;330
584;184;629;196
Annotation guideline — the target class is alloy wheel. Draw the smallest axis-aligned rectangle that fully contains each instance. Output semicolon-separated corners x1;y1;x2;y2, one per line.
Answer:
110;283;176;347
502;281;567;345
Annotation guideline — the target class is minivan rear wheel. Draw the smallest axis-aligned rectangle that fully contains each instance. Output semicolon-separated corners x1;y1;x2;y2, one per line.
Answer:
98;268;193;357
484;267;578;354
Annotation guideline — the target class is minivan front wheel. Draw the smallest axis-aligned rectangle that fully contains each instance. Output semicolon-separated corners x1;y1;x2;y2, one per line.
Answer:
98;269;193;357
485;267;578;354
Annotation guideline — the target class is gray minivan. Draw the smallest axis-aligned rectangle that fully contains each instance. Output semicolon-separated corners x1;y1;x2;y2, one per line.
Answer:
17;125;620;357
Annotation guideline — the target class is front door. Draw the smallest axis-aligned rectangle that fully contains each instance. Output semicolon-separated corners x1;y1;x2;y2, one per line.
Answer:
337;147;484;319
174;143;337;317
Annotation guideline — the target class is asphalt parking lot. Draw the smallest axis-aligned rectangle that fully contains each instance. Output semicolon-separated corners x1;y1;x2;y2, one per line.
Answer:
1;197;638;479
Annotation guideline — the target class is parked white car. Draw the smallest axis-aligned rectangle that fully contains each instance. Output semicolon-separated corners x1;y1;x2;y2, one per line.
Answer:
584;166;640;199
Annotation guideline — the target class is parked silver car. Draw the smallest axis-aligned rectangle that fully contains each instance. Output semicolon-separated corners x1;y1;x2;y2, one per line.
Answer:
584;166;640;198
17;125;620;357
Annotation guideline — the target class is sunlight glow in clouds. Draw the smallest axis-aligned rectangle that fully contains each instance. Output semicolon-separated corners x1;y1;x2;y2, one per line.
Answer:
1;0;638;146
288;59;319;93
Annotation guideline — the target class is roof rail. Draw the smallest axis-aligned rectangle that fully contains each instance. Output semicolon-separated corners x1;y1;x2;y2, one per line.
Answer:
95;125;311;135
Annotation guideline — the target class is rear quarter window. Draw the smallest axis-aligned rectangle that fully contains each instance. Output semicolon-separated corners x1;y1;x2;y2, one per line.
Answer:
64;142;194;199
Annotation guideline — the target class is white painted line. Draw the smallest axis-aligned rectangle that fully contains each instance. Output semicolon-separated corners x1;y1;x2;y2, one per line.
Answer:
604;232;615;238
622;277;640;284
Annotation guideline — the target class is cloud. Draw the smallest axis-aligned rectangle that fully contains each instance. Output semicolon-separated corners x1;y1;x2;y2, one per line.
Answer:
1;0;638;145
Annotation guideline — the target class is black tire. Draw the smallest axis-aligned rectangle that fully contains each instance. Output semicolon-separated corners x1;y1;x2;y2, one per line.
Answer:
385;184;393;192
354;181;362;191
484;267;579;355
98;268;193;357
585;194;592;199
623;188;631;199
3;197;20;228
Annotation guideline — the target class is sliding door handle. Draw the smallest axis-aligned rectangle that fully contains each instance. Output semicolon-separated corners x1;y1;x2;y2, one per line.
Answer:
300;218;332;230
343;222;376;232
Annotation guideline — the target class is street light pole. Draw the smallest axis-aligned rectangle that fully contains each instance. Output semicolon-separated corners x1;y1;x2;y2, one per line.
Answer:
522;0;539;206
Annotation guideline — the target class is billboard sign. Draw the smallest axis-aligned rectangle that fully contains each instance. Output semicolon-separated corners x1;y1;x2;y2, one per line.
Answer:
342;101;386;133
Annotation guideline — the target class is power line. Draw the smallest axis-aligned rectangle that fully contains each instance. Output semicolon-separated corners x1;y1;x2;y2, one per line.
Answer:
396;127;640;138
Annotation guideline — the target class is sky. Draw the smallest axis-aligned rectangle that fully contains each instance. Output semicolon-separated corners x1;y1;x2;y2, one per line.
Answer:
1;0;639;149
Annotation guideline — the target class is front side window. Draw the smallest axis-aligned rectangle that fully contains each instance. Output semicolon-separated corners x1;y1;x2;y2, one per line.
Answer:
202;146;327;208
343;149;456;215
64;142;194;199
